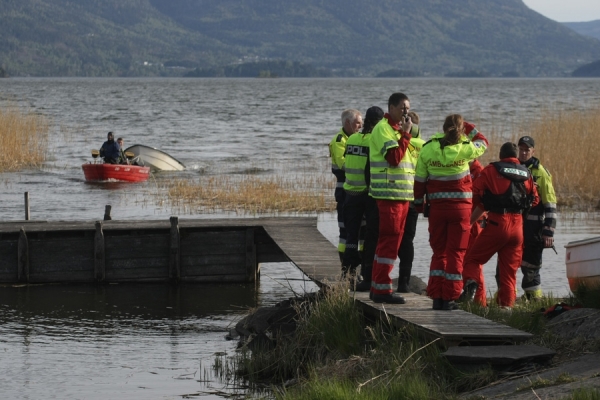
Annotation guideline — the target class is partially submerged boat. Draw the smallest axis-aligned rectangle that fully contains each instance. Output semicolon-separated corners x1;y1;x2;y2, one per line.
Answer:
565;236;600;291
82;163;151;182
124;144;186;171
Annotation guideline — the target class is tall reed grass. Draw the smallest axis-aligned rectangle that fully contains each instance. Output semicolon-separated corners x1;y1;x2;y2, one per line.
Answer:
480;108;600;211
0;108;49;172
158;159;335;214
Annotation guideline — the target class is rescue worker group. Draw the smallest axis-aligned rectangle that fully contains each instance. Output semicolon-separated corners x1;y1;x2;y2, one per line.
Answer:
329;92;557;311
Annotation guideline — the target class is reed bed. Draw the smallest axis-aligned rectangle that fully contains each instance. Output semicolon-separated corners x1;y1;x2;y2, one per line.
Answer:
480;108;600;211
159;160;336;214
0;108;50;172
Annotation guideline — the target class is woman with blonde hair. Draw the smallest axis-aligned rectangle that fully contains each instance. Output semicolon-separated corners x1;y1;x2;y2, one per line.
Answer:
414;114;488;310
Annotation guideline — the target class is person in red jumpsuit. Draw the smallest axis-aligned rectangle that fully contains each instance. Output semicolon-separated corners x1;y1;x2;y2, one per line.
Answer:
460;159;485;302
462;142;539;308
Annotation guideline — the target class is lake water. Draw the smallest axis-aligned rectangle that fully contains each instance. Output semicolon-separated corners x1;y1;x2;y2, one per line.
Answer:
1;78;600;399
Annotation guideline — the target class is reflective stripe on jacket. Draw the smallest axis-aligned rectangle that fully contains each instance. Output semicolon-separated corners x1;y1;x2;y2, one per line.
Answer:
414;130;487;209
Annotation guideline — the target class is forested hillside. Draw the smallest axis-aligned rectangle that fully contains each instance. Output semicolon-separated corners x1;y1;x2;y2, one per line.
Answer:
1;0;600;77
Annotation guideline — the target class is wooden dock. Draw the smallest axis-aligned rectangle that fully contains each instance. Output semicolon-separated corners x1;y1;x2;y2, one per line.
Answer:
0;217;292;284
0;216;536;349
262;218;534;348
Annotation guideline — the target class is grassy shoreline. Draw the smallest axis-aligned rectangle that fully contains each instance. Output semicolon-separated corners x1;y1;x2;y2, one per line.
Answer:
219;284;600;399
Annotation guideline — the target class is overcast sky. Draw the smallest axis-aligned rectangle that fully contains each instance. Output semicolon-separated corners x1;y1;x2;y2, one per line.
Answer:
522;0;600;22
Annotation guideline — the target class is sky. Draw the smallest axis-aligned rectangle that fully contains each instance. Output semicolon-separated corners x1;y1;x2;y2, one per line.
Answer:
522;0;600;22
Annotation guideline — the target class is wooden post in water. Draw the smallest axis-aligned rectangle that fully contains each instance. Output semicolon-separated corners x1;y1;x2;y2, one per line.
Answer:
169;216;181;283
245;228;257;282
17;227;29;282
103;205;112;221
24;192;30;221
94;221;105;282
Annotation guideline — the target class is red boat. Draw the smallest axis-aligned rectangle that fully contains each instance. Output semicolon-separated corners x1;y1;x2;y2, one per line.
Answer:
82;163;151;182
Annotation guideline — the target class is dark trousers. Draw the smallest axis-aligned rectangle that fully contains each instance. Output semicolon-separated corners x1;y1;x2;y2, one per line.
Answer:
343;192;376;273
398;207;418;280
334;187;346;262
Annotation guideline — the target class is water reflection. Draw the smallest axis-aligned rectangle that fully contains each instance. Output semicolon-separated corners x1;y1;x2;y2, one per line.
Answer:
0;263;318;399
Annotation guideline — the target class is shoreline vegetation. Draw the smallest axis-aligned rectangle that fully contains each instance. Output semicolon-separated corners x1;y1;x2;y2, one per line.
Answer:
218;283;600;400
0;108;49;173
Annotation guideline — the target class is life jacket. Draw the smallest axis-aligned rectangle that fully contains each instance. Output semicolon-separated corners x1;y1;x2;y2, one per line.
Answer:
482;161;533;213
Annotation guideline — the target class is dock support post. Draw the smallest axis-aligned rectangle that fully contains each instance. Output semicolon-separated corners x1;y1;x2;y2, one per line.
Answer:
18;227;29;282
103;205;112;221
94;221;105;282
24;192;30;221
169;216;181;283
245;228;257;282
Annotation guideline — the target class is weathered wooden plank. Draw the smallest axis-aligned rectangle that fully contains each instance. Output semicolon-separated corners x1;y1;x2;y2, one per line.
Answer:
442;345;556;365
180;274;251;283
245;228;256;282
180;231;246;254
94;221;105;282
169;216;181;282
18;228;29;282
28;242;95;274
0;240;18;280
105;266;169;280
182;254;247;275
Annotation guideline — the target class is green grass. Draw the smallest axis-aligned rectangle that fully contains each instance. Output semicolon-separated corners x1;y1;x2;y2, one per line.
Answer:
563;387;600;400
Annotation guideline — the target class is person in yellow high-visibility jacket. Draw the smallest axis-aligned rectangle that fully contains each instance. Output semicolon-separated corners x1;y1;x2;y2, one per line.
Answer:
517;135;557;299
329;109;363;263
343;106;384;287
368;92;415;304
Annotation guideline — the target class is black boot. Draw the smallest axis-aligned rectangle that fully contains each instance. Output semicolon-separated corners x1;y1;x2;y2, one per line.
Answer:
354;265;372;292
442;300;459;311
354;280;371;292
372;292;406;304
458;280;478;303
397;276;410;293
432;298;443;310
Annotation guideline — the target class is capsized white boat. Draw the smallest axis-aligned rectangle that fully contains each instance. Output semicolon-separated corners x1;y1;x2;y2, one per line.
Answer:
565;236;600;291
124;144;186;171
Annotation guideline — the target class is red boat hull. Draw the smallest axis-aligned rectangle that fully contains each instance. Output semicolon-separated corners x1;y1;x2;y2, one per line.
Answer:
82;163;151;182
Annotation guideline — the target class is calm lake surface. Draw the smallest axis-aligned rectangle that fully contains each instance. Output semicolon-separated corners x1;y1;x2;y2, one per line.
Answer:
1;78;600;399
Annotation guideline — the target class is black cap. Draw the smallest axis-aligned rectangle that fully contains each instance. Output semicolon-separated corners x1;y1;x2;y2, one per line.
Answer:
518;136;535;148
107;131;114;138
365;106;384;124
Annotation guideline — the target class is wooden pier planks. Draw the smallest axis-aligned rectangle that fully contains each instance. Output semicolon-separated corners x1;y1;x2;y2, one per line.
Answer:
260;218;533;347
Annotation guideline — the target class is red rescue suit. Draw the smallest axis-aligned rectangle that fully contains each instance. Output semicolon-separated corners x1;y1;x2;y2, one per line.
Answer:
462;157;539;307
464;159;485;293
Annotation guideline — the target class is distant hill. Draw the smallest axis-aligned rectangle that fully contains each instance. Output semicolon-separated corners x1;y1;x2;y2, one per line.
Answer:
2;0;600;77
563;20;600;41
572;60;600;77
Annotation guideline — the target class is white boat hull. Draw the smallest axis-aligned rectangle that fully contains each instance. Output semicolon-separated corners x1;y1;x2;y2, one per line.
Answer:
565;236;600;291
124;144;186;171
